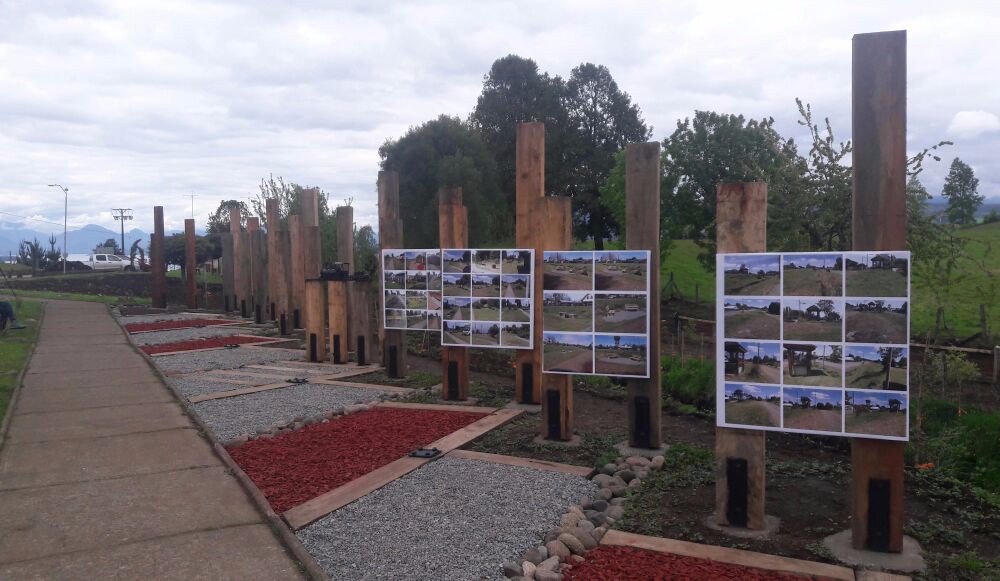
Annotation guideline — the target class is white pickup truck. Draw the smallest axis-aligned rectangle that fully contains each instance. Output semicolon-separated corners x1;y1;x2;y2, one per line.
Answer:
64;253;134;271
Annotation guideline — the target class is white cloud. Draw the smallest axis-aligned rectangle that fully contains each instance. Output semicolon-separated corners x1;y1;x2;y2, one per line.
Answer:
946;110;1000;139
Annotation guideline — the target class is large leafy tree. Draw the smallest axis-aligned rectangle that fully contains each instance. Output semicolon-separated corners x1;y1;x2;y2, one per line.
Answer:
248;175;338;266
470;55;573;203
379;115;505;247
162;233;221;274
206;200;251;234
564;63;651;249
941;158;983;225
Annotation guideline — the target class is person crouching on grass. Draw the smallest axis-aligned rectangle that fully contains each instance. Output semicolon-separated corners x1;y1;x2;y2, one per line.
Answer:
0;301;26;331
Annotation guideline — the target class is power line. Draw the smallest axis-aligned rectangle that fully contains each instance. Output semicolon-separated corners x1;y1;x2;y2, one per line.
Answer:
0;210;138;236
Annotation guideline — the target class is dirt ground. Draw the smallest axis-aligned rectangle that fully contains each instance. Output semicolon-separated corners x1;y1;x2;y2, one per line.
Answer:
783;269;842;296
724;310;779;340
724;273;780;296
846;311;908;343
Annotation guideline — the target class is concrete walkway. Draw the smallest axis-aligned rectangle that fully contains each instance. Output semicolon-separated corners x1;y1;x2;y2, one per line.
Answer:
0;301;306;579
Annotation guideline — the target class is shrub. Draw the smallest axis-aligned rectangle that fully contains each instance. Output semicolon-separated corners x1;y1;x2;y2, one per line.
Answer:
660;356;714;410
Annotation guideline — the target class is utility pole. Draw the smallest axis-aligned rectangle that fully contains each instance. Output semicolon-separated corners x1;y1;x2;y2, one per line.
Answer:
111;208;133;256
48;184;69;274
184;194;197;219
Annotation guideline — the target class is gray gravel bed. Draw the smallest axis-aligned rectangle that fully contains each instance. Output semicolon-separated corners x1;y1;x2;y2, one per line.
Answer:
152;346;303;374
167;376;250;399
129;326;257;346
297;456;596;581
192;383;391;441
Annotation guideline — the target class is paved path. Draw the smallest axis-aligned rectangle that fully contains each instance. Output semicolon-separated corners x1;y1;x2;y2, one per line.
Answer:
0;301;306;579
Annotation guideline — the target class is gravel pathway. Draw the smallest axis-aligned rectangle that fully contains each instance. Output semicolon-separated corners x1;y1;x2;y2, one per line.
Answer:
297;456;596;581
192;383;391;442
153;347;303;374
128;326;257;346
116;313;230;324
167;376;251;399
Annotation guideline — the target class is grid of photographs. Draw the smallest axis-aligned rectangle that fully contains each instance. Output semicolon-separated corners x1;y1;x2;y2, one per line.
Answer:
382;249;443;331
440;249;535;349
541;250;651;378
717;251;911;441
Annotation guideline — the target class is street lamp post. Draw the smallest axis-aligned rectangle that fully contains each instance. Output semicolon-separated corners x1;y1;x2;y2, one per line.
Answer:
48;184;69;274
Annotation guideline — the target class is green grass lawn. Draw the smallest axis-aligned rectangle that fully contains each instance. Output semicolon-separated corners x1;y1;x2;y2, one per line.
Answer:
664;240;715;302
0;300;43;423
3;289;150;306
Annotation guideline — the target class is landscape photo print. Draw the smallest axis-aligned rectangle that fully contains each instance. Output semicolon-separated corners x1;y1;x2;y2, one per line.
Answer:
716;251;910;441
382;249;443;331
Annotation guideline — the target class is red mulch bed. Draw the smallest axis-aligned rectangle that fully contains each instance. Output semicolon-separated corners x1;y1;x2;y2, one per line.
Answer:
124;319;236;333
141;335;272;355
564;545;827;581
227;406;488;513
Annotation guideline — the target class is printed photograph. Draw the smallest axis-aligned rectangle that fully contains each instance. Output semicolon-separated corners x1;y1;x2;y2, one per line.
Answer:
782;254;843;296
845;299;908;344
427;312;442;330
845;252;908;297
501;274;531;298
470;321;501;346
543;251;593;291
500;323;531;348
845;391;907;437
442;321;471;345
442;297;471;321
473;250;502;273
501;299;531;322
594;334;647;376
385;270;406;290
543;291;593;332
724;341;781;384
426;271;442;291
543;332;594;373
502;250;532;274
595;293;646;334
783;343;843;387
845;346;908;390
471;298;501;321
405;271;427;290
471;274;501;297
405;250;426;271
723;298;780;340
385;309;406;329
594;251;647;292
443;273;471;296
723;254;780;296
444;250;471;273
426;250;442;271
724;383;781;428
782;387;843;433
383;251;405;271
384;290;405;309
782;298;843;342
427;291;442;311
405;309;427;330
405;290;426;310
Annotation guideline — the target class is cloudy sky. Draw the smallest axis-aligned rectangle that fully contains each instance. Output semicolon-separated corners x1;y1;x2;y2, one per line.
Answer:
2;0;997;235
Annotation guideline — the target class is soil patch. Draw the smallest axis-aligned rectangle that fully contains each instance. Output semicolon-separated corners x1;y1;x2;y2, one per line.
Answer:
141;335;272;354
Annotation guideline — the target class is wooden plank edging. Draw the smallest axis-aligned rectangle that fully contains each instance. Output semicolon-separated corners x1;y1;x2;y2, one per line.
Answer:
188;382;295;403
377;401;499;414
447;449;592;477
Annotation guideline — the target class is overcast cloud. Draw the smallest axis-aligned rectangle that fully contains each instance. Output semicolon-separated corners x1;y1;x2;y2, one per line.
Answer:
1;0;997;234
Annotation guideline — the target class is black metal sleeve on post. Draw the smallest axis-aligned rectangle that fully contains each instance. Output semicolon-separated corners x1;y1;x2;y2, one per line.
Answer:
726;458;749;528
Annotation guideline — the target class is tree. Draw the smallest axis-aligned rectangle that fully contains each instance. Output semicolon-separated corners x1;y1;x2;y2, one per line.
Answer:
942;158;983;225
354;224;379;277
95;237;122;254
162;233;221;275
984;209;1000;224
206;200;251;234
564;63;651;248
45;235;61;267
470;55;573;205
248;175;338;266
379;115;505;247
17;238;45;273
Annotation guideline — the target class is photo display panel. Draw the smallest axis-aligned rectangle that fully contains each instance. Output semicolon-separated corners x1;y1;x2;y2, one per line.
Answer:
716;251;911;441
381;249;443;331
440;249;535;350
541;250;652;379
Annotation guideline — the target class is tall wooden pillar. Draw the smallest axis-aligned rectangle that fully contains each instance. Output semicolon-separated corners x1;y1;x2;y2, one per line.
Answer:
439;188;469;400
515;123;545;404
184;218;197;309
625;142;662;448
150;206;166;308
539;197;574;440
336;205;356;354
247;217;267;323
220;233;234;312
713;182;769;530
228;207;245;316
265;199;289;331
850;29;907;553
349;280;372;365
288;214;305;329
305;279;327;362
328;280;349;364
379;171;407;378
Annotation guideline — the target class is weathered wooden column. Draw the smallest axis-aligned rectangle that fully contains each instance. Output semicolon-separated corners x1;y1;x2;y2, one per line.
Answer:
305;279;327;362
150;206;166;308
850;29;907;553
328;278;349;363
515;123;545;404
349;279;372;365
220;233;234;312
379;171;407;377
228;207;245;316
336;205;356;354
247;217;267;323
301;188;323;332
288;214;305;329
539;197;575;440
184;218;197;309
439;188;469;400
713;182;769;531
625;142;662;448
265;199;290;332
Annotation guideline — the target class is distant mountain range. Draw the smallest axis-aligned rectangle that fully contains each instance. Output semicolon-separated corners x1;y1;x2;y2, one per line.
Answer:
0;220;179;259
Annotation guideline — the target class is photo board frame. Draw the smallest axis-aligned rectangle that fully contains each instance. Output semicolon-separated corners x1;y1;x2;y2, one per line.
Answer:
381;249;443;331
716;251;911;441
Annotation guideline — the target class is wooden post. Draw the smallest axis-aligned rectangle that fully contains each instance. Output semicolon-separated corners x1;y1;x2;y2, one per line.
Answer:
539;196;574;440
439;188;469;400
515;122;545;404
349;280;373;365
328;280;349;364
713;182;769;530
150;206;166;309
184;218;197;309
265;199;290;331
228;207;245;316
625;142;662;448
288;214;305;329
336;205;356;354
850;29;907;553
305;279;327;362
379;171;407;378
247;217;267;324
220;233;234;312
